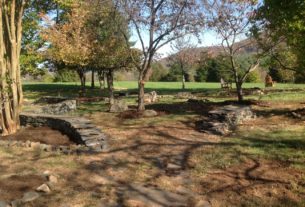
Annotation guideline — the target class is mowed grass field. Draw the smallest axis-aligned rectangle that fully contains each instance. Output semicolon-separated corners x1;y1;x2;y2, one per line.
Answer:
23;81;305;90
23;81;305;102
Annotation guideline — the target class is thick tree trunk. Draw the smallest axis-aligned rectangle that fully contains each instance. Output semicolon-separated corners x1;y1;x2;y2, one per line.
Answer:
0;1;25;136
106;70;114;105
91;69;95;89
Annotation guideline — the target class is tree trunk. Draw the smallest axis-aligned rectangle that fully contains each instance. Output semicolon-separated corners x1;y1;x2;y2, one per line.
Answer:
91;69;95;89
77;69;86;96
181;63;185;90
138;75;145;111
182;74;186;90
236;82;243;102
98;70;105;90
106;70;114;105
0;1;25;136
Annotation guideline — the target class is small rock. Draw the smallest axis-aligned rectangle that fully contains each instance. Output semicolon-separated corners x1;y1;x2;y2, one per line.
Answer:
48;175;58;184
30;142;40;149
142;110;158;117
144;91;158;103
195;200;211;207
11;199;22;207
43;170;51;177
109;99;129;113
167;163;181;170
22;191;40;203
25;140;31;147
36;184;51;193
40;144;51;151
0;201;9;207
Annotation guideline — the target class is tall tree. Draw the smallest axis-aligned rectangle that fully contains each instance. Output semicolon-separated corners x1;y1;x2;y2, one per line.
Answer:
203;0;261;102
43;3;93;91
0;0;28;135
118;0;202;110
255;0;305;79
86;0;134;105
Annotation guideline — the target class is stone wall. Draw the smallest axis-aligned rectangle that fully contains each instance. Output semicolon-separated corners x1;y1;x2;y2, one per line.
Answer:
20;113;107;152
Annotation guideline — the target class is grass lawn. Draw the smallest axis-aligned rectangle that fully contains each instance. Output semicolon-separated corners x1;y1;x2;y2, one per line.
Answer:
0;81;304;206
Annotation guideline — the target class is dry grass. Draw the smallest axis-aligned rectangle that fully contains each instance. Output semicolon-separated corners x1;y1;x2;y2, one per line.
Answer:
1;97;305;206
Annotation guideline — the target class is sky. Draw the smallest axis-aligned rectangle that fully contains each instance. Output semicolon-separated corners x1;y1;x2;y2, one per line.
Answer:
131;30;223;58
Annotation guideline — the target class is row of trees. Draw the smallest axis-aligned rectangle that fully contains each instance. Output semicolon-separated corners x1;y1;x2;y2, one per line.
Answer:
151;53;263;84
1;0;304;135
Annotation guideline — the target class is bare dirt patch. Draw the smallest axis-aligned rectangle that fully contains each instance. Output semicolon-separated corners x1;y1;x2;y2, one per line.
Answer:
0;174;46;201
193;159;305;206
3;126;73;146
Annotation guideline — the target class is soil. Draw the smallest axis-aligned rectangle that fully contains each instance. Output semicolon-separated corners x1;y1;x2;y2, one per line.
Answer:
197;159;305;207
0;174;46;201
3;126;74;146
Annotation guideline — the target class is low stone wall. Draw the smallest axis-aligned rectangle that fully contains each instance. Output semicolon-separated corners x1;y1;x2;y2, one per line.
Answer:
20;113;107;152
200;105;255;135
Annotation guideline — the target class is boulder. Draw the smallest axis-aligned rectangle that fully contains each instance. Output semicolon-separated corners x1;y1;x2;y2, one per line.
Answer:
109;99;129;113
176;92;195;99
144;91;158;103
41;100;77;115
200;105;255;135
142;110;158;117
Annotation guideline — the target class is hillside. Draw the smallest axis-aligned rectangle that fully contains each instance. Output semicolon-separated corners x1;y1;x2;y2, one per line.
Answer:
159;38;257;67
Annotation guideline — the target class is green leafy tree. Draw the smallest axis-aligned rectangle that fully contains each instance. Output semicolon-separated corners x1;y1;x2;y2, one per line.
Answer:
256;0;305;80
150;63;168;82
195;53;232;82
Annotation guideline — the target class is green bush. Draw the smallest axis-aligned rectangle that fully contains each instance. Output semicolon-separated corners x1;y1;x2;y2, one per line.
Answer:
245;70;261;83
53;69;79;82
42;73;54;83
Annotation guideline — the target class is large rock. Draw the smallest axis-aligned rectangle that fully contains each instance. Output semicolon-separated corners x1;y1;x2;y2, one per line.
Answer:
109;99;129;113
200;105;255;135
176;92;195;99
41;100;77;115
144;91;158;103
142;110;158;117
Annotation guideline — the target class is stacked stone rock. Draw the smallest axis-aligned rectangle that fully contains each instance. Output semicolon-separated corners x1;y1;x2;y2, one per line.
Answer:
20;113;107;152
200;105;255;135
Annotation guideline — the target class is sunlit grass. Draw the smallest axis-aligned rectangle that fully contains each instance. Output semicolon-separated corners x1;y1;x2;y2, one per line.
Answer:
190;125;305;177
